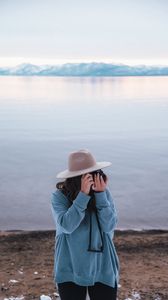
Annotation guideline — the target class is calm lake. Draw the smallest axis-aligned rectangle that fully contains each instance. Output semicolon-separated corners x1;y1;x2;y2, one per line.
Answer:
0;76;168;230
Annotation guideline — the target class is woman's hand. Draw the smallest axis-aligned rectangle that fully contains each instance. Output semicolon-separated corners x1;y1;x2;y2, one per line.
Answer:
92;173;108;192
81;173;94;195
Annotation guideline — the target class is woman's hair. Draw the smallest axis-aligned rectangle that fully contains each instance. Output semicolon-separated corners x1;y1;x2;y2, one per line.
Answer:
56;169;107;207
56;175;82;202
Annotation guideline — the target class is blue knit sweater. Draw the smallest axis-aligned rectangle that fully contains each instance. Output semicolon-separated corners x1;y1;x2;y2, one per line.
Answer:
50;188;120;288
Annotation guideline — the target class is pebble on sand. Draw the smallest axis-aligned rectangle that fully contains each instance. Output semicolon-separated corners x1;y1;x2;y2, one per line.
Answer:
8;279;19;284
40;295;52;300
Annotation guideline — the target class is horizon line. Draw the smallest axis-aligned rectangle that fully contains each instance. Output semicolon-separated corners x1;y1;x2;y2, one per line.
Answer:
1;57;168;68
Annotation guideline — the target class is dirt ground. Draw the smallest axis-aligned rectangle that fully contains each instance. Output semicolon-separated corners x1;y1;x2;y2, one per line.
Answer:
0;230;167;300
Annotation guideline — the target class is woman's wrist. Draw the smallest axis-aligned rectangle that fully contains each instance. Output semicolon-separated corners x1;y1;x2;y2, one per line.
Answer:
80;190;89;195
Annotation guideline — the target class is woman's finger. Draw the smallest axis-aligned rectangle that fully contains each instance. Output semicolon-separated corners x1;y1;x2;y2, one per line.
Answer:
84;173;92;180
97;174;101;184
100;175;104;183
95;173;99;182
87;177;94;183
82;174;91;183
94;174;101;189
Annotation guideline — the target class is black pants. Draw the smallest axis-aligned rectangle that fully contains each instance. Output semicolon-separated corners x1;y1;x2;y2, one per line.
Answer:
57;281;117;300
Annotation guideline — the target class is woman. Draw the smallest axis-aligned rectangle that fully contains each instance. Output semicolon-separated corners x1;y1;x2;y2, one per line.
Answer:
50;149;120;300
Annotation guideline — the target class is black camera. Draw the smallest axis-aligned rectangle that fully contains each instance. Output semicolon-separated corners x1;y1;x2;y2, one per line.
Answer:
87;169;107;208
91;169;107;182
89;169;107;195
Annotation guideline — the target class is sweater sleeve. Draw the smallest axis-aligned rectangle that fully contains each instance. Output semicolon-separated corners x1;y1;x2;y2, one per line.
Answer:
50;190;91;234
95;188;118;233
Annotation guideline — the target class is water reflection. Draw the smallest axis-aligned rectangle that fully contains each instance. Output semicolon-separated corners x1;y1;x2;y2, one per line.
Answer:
0;76;168;105
0;76;168;230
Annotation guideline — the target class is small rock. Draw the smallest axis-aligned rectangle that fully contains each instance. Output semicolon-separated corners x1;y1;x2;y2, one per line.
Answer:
40;295;52;300
1;284;9;291
131;291;141;300
9;279;19;283
53;292;60;297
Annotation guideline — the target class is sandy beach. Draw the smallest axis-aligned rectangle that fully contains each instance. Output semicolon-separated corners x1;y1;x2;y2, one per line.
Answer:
0;230;167;300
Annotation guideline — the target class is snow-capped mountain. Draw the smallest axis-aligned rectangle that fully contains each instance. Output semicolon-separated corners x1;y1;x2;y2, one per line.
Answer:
0;62;168;76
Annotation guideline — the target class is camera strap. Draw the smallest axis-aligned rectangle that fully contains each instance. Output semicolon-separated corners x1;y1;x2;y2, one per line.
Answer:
87;207;104;253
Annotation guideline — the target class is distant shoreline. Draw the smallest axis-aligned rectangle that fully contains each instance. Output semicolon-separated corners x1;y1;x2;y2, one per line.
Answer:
0;62;168;76
1;74;168;77
0;228;168;237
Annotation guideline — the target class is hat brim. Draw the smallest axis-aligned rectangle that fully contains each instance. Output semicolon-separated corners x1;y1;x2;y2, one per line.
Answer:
56;161;112;179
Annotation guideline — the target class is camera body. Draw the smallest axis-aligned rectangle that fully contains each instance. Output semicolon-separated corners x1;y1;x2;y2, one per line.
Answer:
91;169;107;182
87;169;107;208
89;169;107;194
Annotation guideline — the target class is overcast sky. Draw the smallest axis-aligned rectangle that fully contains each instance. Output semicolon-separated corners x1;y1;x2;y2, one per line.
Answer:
0;0;168;66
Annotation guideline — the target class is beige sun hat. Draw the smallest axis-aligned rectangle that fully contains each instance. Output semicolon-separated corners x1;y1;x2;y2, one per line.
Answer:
56;149;112;179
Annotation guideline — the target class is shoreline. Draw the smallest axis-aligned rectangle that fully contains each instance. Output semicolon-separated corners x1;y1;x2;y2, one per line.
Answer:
1;228;168;236
0;229;168;300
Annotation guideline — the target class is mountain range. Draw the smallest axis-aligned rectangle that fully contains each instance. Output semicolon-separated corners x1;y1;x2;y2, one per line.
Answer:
0;62;168;76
